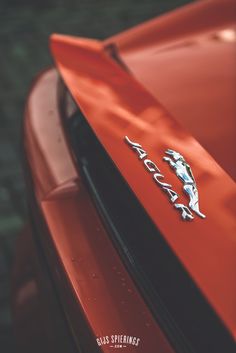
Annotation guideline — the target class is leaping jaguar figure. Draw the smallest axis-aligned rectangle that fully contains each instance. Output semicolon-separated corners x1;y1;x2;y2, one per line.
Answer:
163;149;206;219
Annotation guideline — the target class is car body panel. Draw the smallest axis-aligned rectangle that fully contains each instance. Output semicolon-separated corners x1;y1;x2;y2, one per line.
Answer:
23;68;175;353
20;1;236;352
105;0;236;180
49;27;236;341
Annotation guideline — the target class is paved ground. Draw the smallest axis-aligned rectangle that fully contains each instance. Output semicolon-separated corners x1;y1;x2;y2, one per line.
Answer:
0;1;192;351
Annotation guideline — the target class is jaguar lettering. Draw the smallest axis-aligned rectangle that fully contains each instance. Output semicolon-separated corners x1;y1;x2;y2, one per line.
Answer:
124;136;205;221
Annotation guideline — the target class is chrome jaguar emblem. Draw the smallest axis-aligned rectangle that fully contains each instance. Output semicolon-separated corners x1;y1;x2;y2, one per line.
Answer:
124;136;206;221
163;149;206;219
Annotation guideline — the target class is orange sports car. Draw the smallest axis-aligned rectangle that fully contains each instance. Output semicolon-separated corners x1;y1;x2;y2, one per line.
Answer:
13;0;236;352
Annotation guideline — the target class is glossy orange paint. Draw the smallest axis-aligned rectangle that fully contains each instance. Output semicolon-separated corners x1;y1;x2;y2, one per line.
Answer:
20;1;236;352
106;0;236;180
23;69;175;353
49;1;236;343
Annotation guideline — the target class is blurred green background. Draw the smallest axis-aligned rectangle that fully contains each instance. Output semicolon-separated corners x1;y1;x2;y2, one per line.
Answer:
0;1;192;352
